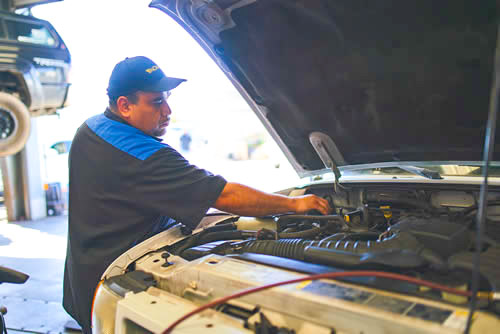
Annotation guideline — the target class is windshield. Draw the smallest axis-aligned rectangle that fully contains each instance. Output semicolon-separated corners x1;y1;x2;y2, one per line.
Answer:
340;164;500;177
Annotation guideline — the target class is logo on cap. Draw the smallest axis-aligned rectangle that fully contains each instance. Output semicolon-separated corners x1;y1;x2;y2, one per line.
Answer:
146;66;159;74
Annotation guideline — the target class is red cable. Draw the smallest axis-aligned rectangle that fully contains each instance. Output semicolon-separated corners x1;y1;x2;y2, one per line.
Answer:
162;270;476;333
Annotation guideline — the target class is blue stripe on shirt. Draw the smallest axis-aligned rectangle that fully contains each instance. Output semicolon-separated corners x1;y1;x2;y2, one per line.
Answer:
86;114;165;160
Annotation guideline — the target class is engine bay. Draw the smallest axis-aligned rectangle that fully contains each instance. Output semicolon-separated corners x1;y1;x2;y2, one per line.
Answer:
164;183;500;315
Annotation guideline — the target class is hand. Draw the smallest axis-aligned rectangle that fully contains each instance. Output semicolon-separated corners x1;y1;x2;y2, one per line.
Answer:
293;195;332;215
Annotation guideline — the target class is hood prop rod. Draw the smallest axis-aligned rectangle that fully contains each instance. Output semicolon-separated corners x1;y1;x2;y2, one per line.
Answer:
309;132;348;193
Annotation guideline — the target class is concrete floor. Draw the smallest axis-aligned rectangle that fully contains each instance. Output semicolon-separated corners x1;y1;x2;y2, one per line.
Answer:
0;213;80;333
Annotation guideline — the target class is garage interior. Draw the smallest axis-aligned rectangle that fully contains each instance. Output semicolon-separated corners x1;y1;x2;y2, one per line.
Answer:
0;121;67;331
0;1;76;329
2;0;500;333
0;0;95;332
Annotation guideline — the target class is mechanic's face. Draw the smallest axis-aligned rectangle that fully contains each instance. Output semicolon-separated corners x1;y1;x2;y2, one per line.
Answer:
119;91;172;137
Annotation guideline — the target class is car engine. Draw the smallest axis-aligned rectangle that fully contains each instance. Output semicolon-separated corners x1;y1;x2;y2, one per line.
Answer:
168;184;500;312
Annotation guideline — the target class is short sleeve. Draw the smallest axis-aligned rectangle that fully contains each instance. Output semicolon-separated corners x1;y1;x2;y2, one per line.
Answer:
131;146;227;228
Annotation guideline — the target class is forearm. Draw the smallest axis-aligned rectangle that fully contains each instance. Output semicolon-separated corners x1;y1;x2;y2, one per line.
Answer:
214;182;296;216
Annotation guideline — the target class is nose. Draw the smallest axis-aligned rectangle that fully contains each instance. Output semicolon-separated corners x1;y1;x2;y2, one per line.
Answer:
161;101;171;117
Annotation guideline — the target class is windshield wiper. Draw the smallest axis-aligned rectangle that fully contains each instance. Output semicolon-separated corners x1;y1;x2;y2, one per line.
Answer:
397;166;443;180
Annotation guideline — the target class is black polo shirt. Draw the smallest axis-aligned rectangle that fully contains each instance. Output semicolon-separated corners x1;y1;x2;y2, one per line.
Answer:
63;109;226;333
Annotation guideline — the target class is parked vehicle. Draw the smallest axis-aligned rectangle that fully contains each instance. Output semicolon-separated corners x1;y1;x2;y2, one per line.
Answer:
0;0;70;157
92;1;500;333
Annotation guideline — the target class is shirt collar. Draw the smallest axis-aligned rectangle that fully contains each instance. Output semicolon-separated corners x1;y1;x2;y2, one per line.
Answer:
103;108;163;142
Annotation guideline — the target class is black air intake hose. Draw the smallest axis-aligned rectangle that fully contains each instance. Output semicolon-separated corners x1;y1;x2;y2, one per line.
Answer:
242;239;308;260
239;231;443;269
241;232;420;257
322;230;422;253
237;218;471;269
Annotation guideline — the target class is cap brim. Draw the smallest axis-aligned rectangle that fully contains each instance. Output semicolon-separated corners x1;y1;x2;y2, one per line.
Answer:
145;76;187;92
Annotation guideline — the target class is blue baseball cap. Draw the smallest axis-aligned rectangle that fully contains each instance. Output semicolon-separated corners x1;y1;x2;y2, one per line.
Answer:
107;56;186;99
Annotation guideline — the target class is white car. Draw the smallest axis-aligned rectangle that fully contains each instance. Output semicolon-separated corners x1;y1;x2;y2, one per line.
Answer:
92;1;500;333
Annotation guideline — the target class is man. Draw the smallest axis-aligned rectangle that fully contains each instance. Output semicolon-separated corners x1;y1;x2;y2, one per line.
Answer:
180;130;192;152
63;56;331;333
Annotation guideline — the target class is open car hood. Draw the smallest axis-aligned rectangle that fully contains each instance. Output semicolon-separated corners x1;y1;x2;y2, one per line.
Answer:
151;0;500;177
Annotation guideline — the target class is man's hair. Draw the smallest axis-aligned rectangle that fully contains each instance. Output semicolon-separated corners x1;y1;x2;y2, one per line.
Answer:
108;92;139;112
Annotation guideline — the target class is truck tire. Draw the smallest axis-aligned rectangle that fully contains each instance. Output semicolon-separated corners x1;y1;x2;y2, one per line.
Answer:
0;92;31;157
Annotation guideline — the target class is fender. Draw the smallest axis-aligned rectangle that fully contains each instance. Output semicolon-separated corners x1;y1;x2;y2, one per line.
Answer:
0;58;45;110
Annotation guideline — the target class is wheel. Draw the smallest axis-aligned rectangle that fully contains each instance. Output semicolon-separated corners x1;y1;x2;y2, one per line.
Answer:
0;92;31;157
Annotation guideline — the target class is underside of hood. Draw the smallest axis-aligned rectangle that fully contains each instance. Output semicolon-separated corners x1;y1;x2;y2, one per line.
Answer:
151;0;500;177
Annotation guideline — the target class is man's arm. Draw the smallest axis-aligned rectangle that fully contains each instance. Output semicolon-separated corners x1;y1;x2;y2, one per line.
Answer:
214;182;332;216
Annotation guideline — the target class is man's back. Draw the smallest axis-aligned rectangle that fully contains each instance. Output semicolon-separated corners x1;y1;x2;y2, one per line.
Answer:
63;115;161;333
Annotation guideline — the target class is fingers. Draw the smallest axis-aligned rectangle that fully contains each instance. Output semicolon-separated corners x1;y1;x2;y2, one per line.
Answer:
314;196;332;215
295;195;332;215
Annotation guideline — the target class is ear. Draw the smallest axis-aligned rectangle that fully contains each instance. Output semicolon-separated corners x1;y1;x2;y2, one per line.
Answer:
116;96;133;119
